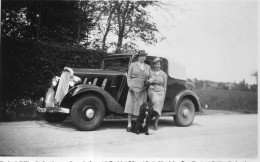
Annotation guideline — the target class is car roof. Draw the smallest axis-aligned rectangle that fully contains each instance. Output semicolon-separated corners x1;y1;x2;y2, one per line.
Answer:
105;53;167;60
105;53;134;57
105;53;186;80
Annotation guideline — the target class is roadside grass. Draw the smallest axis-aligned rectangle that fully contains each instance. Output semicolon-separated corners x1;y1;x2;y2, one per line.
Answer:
197;89;258;113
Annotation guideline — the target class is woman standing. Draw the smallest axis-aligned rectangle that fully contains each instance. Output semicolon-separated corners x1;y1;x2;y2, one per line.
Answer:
124;50;152;132
148;57;167;130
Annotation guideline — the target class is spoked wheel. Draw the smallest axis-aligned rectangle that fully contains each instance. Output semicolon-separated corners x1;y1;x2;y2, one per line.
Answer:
174;98;195;127
71;95;105;131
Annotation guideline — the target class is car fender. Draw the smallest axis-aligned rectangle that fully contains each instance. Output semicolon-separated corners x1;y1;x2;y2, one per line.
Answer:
62;84;124;114
173;90;203;113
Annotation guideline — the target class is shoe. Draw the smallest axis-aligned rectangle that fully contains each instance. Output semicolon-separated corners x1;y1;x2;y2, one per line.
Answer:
126;127;132;132
153;126;158;130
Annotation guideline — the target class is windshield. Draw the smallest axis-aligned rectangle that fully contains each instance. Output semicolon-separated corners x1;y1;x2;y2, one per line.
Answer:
102;57;130;71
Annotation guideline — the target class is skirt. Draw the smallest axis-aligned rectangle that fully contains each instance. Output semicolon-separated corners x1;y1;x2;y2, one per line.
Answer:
124;89;147;116
148;90;165;116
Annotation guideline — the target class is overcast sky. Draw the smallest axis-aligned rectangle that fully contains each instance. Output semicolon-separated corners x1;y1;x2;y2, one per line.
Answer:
140;0;258;84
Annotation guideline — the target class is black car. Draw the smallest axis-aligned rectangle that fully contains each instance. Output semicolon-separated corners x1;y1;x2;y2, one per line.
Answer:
37;53;203;131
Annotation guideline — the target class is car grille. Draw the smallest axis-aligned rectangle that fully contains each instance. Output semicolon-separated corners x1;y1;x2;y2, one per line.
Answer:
54;71;71;105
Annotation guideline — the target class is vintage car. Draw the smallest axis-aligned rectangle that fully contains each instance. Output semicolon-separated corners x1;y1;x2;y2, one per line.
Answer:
37;53;203;131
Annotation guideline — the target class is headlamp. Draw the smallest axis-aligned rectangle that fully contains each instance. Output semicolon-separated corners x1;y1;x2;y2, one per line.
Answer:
69;75;82;87
51;76;60;87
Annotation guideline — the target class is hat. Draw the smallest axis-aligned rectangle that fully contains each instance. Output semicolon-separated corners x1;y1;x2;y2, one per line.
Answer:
153;57;162;64
135;50;148;56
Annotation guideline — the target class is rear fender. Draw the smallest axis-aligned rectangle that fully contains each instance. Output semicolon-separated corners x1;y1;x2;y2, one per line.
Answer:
61;84;124;114
173;90;203;113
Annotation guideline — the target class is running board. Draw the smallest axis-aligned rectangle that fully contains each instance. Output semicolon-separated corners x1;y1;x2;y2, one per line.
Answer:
161;112;176;116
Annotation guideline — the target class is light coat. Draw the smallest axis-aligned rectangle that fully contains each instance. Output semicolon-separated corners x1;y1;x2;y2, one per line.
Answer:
148;70;167;116
124;62;152;116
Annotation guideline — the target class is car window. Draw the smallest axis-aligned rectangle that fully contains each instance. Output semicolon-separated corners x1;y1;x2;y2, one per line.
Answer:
103;57;130;71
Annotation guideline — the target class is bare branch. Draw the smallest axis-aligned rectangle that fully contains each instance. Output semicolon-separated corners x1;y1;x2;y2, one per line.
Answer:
98;23;104;35
115;1;122;31
153;2;175;19
93;10;104;24
123;19;134;37
102;4;116;50
134;4;141;12
121;1;130;27
125;1;135;20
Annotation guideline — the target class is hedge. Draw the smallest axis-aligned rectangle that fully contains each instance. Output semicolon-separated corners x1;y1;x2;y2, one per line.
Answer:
1;38;107;121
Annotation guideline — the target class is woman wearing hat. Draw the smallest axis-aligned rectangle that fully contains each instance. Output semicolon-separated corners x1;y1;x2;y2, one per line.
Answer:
124;50;152;132
148;57;167;130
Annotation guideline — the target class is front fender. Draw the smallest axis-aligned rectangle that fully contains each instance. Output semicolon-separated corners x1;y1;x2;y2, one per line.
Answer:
62;84;124;114
173;90;203;113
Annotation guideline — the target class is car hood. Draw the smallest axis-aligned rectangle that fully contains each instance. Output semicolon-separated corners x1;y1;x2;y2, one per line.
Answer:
72;68;126;76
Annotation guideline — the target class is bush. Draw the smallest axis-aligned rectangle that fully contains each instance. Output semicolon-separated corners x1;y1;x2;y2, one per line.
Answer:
0;98;38;121
1;37;107;121
197;89;257;113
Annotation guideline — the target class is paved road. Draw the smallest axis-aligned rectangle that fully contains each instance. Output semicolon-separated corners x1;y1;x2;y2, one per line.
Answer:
0;110;258;158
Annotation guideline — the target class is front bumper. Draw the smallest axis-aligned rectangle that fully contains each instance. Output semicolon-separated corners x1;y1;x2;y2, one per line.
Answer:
36;86;70;114
37;106;70;114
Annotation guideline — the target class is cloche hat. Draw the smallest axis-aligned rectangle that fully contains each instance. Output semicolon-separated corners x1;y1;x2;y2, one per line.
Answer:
135;50;148;56
153;57;162;64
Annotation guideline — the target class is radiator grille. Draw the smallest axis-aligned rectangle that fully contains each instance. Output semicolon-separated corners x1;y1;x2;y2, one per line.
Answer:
54;71;71;104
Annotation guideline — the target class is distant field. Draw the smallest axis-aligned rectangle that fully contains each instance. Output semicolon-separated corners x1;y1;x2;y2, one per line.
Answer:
197;89;258;113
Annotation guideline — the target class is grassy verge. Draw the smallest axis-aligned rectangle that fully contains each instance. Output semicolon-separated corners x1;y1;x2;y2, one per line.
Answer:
197;89;257;113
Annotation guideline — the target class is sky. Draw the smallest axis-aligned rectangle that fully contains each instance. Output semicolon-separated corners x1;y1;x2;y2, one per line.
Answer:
139;0;258;85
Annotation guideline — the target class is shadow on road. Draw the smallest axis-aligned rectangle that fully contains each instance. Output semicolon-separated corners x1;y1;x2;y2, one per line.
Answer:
98;117;177;131
35;117;199;131
35;119;78;131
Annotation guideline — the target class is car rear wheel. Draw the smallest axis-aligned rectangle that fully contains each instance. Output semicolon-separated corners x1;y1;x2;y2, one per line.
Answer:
71;95;105;131
42;113;68;123
174;98;195;127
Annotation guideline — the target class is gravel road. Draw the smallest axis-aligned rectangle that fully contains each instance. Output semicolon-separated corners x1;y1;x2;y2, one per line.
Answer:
0;110;257;158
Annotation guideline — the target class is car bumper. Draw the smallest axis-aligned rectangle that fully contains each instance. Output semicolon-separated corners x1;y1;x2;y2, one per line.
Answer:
36;86;70;114
37;106;70;114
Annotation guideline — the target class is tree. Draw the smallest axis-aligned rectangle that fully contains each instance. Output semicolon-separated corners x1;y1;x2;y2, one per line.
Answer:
37;0;95;44
251;71;258;85
91;1;116;50
249;71;258;92
1;0;37;39
2;0;174;50
102;2;116;50
235;79;249;91
114;1;162;53
1;0;95;44
217;82;228;90
87;1;165;53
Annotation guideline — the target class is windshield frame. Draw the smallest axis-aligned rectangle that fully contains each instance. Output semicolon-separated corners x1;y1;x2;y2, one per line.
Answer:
101;56;132;71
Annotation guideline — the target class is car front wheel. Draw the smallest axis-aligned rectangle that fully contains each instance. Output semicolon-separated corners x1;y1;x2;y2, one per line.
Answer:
174;98;195;127
71;95;105;131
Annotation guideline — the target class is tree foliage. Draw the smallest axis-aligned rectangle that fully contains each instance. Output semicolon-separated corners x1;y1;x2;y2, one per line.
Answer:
1;37;106;101
2;0;167;51
251;71;258;85
87;1;165;53
190;78;256;92
1;0;95;44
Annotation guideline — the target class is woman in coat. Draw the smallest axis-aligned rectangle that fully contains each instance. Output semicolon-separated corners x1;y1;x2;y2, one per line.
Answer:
124;50;152;132
148;57;167;130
